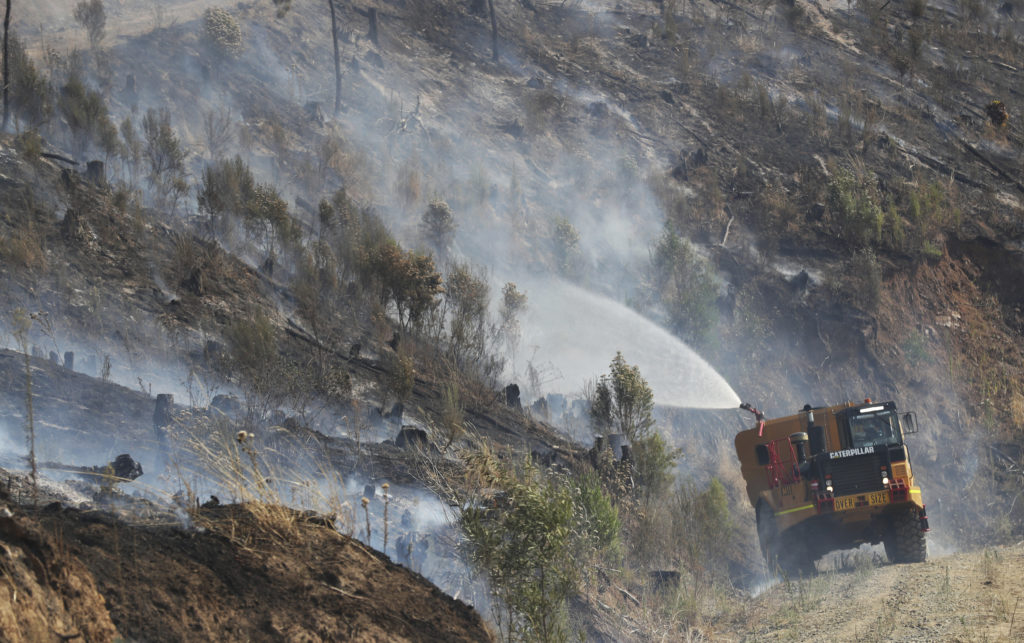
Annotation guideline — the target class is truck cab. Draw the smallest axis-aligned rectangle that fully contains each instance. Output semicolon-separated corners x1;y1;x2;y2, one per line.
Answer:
735;400;929;574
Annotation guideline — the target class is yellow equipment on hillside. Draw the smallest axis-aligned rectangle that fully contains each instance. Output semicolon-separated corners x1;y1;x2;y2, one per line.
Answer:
735;400;928;575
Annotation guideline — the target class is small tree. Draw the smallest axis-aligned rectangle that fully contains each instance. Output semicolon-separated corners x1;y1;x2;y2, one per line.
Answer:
10;308;37;503
367;241;443;330
498;281;527;368
6;33;51;131
73;0;106;49
444;262;493;374
647;230;718;347
455;452;619;643
552;217;582;278
590;352;655;442
142;107;188;209
58;72;117;158
223;313;282;424
421;199;456;257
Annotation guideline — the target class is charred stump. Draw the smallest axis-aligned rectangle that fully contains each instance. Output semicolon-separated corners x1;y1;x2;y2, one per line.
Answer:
85;160;106;187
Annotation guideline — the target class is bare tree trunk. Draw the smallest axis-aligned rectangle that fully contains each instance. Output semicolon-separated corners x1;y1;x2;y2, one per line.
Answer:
328;0;341;114
487;0;498;62
2;0;11;132
367;8;378;46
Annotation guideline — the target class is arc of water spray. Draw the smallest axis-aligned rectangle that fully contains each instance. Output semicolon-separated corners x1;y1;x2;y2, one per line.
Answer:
516;279;741;409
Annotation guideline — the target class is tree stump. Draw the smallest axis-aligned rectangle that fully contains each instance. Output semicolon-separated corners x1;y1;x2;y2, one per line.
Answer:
85;160;106;187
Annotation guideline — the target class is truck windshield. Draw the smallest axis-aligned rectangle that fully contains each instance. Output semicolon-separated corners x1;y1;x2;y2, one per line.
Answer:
848;410;900;448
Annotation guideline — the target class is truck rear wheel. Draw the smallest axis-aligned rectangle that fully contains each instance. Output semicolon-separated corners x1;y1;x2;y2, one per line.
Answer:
884;508;927;564
757;502;815;577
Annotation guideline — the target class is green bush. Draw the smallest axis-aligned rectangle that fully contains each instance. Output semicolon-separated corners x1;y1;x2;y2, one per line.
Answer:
590;352;656;442
365;240;443;330
198;155;298;253
552;218;582;278
223;313;283;422
444;262;497;377
421;199;457;257
203;8;243;58
826;165;884;248
7;34;52;130
457;452;620;643
14;130;43;161
646;230;718;347
142;108;188;209
58;72;117;158
73;0;106;49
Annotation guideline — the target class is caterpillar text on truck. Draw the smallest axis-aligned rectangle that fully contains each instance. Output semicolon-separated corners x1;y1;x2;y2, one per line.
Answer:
735;399;929;575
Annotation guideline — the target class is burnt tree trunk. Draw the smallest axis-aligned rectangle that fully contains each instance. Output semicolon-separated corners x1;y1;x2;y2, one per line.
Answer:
2;0;11;131
487;0;498;62
328;0;342;114
367;8;378;46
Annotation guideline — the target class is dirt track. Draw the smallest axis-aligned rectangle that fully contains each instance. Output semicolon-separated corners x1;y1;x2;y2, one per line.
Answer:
741;544;1024;642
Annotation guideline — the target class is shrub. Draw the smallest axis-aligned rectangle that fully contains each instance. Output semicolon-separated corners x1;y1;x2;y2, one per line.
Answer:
223;313;283;423
455;451;620;643
58;72;117;158
444;262;495;375
13;130;43;161
73;0;106;49
552;217;582;278
670;478;737;582
142;108;188;209
842;248;883;309
0;222;46;271
168;232;225;297
198;155;256;225
498;282;527;358
382;348;416;409
632;432;680;503
366;241;443;330
646;229;718;346
203;8;243;58
826;165;884;248
7;34;52;130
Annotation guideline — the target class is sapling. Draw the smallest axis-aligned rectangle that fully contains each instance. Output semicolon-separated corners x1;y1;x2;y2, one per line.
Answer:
382;482;390;554
11;309;37;504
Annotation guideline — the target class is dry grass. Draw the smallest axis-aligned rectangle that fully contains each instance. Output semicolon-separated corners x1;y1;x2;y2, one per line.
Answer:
166;410;352;546
0;223;48;271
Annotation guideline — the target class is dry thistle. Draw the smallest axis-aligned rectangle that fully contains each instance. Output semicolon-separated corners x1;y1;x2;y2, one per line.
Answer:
236;430;249;442
361;496;371;545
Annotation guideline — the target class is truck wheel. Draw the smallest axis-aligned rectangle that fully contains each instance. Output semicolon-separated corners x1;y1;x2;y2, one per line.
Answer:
757;502;815;577
756;501;777;560
885;508;927;564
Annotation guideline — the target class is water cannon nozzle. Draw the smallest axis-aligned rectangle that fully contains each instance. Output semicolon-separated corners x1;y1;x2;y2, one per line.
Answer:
740;402;764;422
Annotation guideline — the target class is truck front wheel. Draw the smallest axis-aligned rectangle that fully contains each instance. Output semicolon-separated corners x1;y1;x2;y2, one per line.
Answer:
884;508;927;564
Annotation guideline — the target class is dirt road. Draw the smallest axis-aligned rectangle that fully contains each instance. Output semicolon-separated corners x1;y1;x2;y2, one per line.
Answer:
741;544;1024;641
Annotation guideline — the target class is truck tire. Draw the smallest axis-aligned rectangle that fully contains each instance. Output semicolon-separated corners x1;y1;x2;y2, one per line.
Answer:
757;502;815;577
884;508;927;564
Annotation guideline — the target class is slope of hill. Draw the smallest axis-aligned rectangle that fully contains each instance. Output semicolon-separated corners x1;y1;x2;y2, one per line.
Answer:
1;0;1023;639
